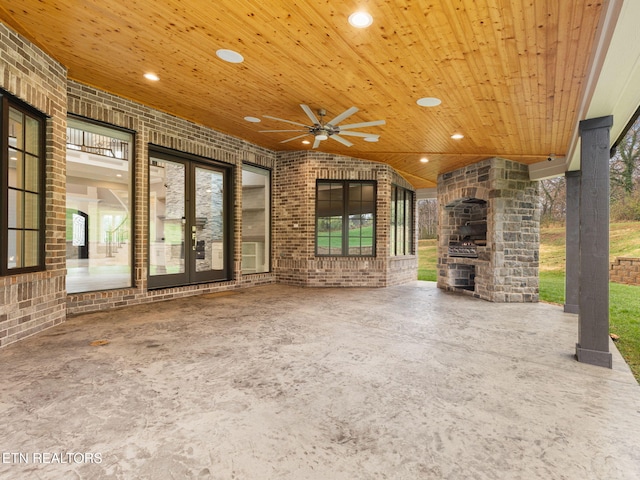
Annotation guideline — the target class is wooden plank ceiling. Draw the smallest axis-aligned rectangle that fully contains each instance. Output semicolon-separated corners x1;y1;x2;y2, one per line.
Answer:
0;0;605;188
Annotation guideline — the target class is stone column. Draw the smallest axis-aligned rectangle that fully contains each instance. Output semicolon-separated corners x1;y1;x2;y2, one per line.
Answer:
575;116;613;368
564;171;580;314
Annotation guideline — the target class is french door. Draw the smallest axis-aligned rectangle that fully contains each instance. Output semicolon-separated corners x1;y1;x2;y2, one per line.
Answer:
148;148;231;289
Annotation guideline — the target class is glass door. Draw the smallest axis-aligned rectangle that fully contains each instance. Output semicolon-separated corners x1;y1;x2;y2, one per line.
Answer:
148;150;229;289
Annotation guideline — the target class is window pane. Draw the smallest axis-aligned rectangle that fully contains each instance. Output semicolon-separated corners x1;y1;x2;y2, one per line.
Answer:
23;231;39;267
24;192;39;229
8;149;22;189
149;158;185;278
7;230;22;269
8;108;23;149
66;119;133;292
195;167;225;273
242;165;270;274
25;154;39;192
25;115;39;155
8;190;22;228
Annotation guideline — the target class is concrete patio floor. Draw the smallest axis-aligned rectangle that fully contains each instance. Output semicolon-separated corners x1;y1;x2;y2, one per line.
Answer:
1;282;639;479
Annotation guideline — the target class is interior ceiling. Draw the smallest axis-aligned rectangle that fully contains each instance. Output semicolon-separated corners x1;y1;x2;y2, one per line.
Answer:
0;0;607;188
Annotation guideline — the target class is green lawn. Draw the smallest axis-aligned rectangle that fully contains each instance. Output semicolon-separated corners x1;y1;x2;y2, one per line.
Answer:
418;223;640;382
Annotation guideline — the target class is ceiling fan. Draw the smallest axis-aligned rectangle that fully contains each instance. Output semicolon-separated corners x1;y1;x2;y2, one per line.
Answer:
260;104;385;148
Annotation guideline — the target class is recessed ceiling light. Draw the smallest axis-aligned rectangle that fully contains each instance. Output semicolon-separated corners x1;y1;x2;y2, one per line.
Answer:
116;173;123;177
349;11;373;28
244;116;261;123
420;157;429;163
302;140;311;145
143;72;160;81
417;97;442;107
451;133;464;140
364;136;379;142
216;49;244;63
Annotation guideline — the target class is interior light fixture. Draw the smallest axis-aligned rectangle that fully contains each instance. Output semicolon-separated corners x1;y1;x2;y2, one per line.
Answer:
316;133;329;141
244;116;261;123
451;133;464;140
302;140;311;145
348;11;373;28
417;97;442;107
143;72;160;81
216;49;244;63
420;157;429;163
364;136;379;142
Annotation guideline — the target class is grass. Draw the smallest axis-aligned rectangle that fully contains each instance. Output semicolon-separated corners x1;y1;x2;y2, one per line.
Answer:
418;222;640;382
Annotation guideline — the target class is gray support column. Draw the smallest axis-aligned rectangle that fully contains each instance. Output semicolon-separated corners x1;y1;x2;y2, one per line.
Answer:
564;171;580;314
575;116;613;368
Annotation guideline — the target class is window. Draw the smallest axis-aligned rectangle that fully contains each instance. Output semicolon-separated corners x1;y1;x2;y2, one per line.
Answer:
390;185;414;256
65;117;134;293
316;180;376;256
1;91;46;275
242;164;271;273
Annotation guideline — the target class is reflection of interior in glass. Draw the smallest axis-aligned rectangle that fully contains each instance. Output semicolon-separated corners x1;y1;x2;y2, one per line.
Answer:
65;118;133;293
148;158;185;277
241;165;270;273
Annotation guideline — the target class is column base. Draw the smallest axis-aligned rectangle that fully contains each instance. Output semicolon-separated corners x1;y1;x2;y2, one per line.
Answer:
564;303;579;314
575;343;612;368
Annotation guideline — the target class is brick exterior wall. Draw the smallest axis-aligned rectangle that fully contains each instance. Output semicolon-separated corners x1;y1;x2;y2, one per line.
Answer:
610;257;640;286
65;80;278;314
437;158;540;302
274;151;417;287
1;20;418;347
0;24;68;347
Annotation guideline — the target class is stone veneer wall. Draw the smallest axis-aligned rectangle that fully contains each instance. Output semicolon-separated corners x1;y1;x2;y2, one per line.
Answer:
65;81;277;314
437;158;540;302
274;151;417;287
0;24;68;346
610;257;640;286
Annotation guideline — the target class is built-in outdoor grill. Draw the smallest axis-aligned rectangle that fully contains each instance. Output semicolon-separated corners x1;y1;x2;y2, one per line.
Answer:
447;221;487;258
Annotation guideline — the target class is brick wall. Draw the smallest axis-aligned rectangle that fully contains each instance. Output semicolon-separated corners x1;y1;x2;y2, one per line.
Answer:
1;20;418;345
610;257;640;286
65;81;278;314
274;151;417;287
0;24;68;346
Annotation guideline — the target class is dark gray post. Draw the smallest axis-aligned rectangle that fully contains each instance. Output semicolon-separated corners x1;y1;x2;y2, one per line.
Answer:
564;171;580;314
576;115;613;368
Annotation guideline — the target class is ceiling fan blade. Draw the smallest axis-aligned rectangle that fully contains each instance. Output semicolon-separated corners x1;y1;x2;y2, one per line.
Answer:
300;104;320;125
337;131;380;138
312;137;322;149
263;115;309;128
259;129;307;133
330;134;354;147
327;106;358;126
280;133;311;144
338;119;386;129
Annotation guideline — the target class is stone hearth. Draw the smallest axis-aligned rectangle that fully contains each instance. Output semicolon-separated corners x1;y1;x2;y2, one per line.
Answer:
437;158;540;302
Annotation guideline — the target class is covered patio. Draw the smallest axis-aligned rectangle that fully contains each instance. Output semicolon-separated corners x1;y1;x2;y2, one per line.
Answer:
1;283;638;479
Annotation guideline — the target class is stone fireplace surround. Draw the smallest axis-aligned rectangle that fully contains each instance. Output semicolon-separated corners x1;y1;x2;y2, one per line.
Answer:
437;158;540;302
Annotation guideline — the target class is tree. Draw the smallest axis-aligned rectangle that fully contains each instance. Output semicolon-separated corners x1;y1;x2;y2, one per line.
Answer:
610;115;640;220
417;199;437;239
539;177;566;224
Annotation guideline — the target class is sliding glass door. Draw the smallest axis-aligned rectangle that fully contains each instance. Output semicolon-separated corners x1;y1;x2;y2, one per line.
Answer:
148;149;230;289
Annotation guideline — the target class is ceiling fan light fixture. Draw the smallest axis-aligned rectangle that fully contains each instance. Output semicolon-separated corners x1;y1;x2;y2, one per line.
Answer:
315;133;329;141
349;11;373;28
